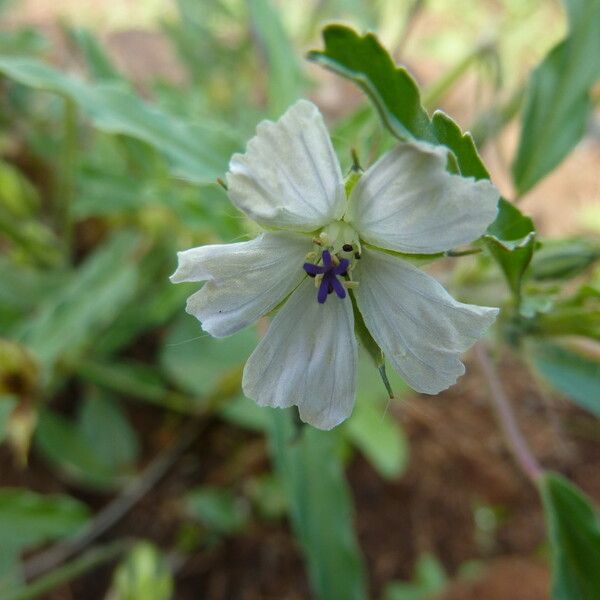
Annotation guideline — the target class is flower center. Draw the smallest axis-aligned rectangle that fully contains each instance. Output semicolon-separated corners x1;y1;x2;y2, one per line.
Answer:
303;250;350;304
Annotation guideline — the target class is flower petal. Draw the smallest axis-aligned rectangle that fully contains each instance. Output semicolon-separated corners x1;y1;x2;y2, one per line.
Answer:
227;100;345;232
347;141;499;254
353;248;498;394
171;232;311;337
242;277;357;430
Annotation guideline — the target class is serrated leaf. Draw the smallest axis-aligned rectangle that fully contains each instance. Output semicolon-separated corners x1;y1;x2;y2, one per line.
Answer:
0;57;240;183
308;26;435;143
531;343;600;417
540;472;600;600
308;25;486;179
269;412;367;600
484;198;536;299
512;0;600;194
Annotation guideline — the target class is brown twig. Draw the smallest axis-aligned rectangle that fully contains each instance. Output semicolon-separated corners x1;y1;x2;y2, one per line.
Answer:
23;417;207;581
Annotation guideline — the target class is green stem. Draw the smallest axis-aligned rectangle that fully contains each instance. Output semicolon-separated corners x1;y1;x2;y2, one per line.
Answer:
422;39;496;110
4;541;128;600
445;247;482;257
470;85;525;148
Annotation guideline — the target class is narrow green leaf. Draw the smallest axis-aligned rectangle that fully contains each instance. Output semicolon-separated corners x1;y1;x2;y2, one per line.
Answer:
247;0;303;116
512;0;600;194
160;313;256;397
35;409;121;490
185;487;249;535
531;343;600;417
539;472;600;600
269;411;367;600
0;488;89;551
17;232;140;368
65;27;124;83
79;390;140;472
0;57;240;183
346;399;408;480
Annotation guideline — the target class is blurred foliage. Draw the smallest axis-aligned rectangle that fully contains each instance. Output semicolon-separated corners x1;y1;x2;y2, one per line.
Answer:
0;0;598;598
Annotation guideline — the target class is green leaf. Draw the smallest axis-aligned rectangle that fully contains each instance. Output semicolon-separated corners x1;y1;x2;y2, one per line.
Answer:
484;198;536;300
247;0;303;116
111;542;173;600
308;25;435;143
382;553;447;600
308;25;487;179
0;57;240;183
531;343;600;417
160;313;256;398
35;408;121;490
512;0;600;194
79;390;140;472
430;111;488;179
0;488;88;546
219;395;271;432
65;27;124;83
269;411;367;600
345;357;409;480
539;472;600;600
346;400;408;480
185;487;249;536
17;232;140;369
76;359;192;413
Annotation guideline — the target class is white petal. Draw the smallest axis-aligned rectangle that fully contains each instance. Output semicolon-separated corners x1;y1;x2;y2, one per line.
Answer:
170;232;311;337
353;248;498;394
242;277;357;430
347;141;499;254
226;99;345;232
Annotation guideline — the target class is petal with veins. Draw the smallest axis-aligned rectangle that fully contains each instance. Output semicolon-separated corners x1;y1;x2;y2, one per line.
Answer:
347;141;499;254
227;100;345;232
170;232;311;337
353;248;498;394
243;277;357;430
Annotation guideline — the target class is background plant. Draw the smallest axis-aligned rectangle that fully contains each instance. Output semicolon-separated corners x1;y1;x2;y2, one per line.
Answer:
0;0;599;598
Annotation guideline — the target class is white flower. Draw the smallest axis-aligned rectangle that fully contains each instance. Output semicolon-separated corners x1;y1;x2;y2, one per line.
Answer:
171;100;500;430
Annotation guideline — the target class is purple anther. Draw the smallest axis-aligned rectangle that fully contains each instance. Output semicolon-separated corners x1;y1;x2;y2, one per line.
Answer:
303;250;349;304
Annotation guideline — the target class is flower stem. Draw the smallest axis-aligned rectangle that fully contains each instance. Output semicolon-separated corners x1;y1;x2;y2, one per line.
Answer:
475;343;543;483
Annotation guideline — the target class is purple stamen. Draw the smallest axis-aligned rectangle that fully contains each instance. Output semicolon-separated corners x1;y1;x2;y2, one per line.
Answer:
303;251;349;304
